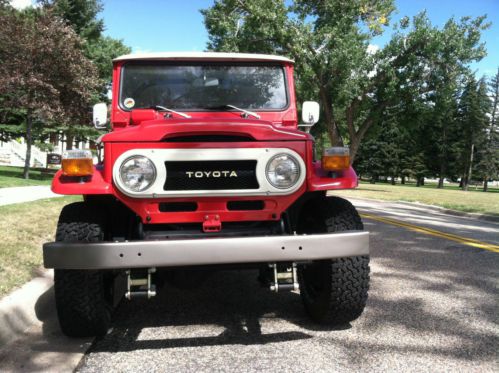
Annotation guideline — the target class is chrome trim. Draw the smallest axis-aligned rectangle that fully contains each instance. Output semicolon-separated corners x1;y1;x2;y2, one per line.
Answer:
43;231;369;270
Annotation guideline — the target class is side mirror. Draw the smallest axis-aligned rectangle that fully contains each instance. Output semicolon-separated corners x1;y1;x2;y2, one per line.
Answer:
301;101;320;124
93;103;108;129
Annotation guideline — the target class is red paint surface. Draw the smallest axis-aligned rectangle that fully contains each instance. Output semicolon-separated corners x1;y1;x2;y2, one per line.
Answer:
101;119;311;143
53;56;358;225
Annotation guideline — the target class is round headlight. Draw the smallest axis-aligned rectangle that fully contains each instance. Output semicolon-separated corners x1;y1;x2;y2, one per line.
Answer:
119;156;156;192
266;153;301;189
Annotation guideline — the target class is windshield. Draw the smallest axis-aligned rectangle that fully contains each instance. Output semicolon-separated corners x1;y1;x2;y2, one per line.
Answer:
119;63;288;111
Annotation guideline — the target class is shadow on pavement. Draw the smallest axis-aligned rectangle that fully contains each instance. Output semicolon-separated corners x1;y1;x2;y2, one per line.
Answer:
350;220;499;363
86;270;318;353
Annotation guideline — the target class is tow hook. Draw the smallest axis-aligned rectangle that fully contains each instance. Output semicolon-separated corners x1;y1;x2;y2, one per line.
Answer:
203;214;222;232
125;267;156;299
269;263;299;292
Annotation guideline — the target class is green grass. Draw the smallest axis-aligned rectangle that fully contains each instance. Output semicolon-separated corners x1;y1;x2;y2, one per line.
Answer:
389;180;499;193
0;165;55;188
0;196;80;298
332;182;499;216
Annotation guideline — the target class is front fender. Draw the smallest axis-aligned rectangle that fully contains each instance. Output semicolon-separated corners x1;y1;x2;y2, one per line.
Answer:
307;163;358;191
51;167;112;195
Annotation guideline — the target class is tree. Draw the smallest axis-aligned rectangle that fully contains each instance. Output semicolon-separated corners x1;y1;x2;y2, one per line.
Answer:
85;36;131;99
475;68;499;191
0;7;99;178
47;0;130;94
41;0;104;41
354;106;408;184
201;1;489;163
457;76;490;190
40;0;130;148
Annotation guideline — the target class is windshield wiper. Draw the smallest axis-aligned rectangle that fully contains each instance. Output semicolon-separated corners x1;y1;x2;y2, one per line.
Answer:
204;104;261;119
149;105;191;119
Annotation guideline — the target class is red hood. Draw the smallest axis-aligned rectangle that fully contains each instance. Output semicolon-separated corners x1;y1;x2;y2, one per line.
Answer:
101;118;311;142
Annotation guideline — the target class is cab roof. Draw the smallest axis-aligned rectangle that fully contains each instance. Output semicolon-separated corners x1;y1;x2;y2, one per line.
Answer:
113;52;294;63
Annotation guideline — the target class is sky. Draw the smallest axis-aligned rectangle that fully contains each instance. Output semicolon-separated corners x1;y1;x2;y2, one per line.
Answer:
10;0;499;77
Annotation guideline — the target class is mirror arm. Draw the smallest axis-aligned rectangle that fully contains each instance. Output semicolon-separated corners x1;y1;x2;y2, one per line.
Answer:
297;123;314;133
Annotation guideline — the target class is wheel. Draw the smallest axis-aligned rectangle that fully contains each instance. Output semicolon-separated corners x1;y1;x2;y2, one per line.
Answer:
53;202;112;337
297;196;370;325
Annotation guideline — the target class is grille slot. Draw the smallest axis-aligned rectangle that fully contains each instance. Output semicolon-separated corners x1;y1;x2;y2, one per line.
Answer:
227;200;265;211
164;160;259;190
159;202;197;212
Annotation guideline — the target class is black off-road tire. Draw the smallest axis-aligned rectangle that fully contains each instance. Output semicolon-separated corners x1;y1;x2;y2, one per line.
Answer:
54;202;112;337
297;196;370;325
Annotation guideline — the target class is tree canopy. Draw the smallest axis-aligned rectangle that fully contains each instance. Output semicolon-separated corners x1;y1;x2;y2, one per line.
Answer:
0;0;130;178
202;0;497;190
0;5;99;177
202;0;489;160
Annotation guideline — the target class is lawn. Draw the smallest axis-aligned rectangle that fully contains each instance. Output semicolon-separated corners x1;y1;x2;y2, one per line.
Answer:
332;182;499;216
0;165;56;188
0;196;80;298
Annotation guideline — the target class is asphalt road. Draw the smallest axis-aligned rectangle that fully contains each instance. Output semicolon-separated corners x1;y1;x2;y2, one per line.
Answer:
76;199;498;372
0;199;497;372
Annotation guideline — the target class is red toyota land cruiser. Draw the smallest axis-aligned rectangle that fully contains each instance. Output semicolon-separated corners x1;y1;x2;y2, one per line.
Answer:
43;52;370;337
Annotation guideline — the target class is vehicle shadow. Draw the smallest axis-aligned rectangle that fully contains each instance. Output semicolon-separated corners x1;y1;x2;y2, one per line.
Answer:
21;268;346;360
86;269;320;353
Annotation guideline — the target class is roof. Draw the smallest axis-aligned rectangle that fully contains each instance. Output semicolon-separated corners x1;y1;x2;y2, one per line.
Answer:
113;52;294;63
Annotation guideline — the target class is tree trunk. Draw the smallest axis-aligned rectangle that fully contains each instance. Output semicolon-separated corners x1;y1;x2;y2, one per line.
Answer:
437;177;444;188
483;179;488;192
319;86;343;148
437;164;445;188
401;176;406;185
23;113;33;179
66;134;73;150
437;119;448;189
49;132;57;146
391;176;396;185
463;143;474;191
349;138;360;164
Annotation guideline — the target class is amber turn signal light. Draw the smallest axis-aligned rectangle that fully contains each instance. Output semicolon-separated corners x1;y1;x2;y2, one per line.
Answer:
62;150;94;177
322;147;350;171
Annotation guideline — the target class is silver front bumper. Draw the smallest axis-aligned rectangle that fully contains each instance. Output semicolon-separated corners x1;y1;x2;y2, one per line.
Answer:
43;231;369;270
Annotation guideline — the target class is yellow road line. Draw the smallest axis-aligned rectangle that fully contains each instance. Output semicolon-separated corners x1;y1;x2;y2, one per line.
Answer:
360;213;499;253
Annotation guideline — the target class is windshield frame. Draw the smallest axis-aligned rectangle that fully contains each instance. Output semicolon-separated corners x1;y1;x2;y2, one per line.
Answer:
118;61;290;113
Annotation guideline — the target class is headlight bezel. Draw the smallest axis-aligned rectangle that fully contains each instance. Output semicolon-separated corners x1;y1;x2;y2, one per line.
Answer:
119;155;157;192
265;153;301;190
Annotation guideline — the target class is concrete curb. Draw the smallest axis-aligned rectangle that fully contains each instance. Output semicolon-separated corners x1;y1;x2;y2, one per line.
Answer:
0;270;92;372
334;195;499;223
0;270;53;347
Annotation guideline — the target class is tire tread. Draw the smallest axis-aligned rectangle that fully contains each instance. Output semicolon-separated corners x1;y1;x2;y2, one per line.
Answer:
54;202;111;337
298;196;370;325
